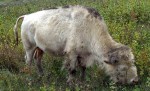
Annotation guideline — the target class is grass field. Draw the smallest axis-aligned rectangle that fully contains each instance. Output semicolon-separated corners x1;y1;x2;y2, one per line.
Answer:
0;0;150;90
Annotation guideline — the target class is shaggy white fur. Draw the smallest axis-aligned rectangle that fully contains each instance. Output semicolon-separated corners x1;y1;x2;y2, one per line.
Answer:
14;5;138;84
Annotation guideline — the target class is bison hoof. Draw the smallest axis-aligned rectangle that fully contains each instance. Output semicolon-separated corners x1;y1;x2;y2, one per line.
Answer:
38;72;44;77
67;78;73;83
67;75;74;84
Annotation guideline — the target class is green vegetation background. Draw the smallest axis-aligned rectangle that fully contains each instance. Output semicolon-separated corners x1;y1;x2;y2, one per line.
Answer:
0;0;150;90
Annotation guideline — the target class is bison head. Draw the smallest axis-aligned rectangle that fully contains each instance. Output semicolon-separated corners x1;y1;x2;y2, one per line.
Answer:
104;46;138;85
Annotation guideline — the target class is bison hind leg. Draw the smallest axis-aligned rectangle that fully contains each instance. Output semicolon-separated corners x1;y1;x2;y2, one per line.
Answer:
64;52;78;83
22;46;36;74
33;47;44;76
25;47;36;66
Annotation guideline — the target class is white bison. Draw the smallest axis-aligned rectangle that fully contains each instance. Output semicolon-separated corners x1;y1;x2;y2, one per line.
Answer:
14;5;138;84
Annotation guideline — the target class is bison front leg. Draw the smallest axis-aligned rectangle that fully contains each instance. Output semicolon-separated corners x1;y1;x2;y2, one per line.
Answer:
78;58;86;81
80;66;86;81
34;47;44;76
67;68;77;84
65;53;78;83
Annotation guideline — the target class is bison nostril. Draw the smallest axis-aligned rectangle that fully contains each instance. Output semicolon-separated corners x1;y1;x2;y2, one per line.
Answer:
132;80;136;83
131;79;139;85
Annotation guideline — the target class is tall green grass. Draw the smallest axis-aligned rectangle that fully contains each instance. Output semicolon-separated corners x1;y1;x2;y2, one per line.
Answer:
0;0;150;90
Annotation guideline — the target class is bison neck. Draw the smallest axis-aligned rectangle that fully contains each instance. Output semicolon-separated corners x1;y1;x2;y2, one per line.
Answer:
91;28;122;64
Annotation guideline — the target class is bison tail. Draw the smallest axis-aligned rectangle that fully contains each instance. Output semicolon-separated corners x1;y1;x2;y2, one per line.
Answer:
14;15;24;45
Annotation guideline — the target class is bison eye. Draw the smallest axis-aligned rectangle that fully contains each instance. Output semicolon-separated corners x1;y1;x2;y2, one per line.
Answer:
110;56;119;64
113;60;118;63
